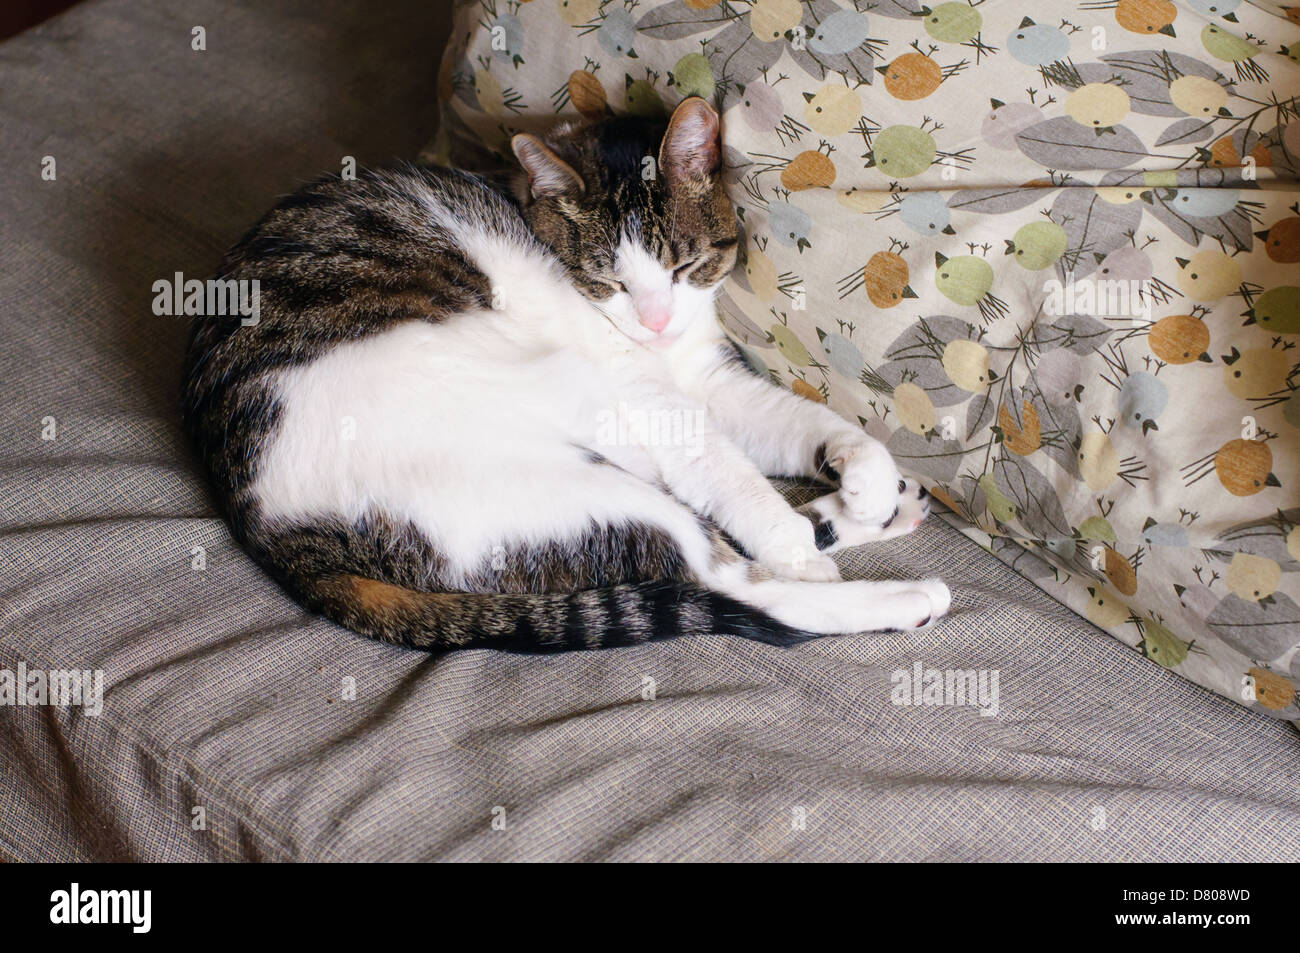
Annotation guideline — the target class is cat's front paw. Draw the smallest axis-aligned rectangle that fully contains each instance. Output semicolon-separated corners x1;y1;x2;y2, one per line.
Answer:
832;439;904;528
882;479;931;539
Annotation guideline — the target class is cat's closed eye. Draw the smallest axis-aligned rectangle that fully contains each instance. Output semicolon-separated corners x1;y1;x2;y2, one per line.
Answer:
671;261;697;283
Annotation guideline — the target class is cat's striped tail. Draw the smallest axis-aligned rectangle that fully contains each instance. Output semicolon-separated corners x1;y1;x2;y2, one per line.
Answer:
299;574;812;652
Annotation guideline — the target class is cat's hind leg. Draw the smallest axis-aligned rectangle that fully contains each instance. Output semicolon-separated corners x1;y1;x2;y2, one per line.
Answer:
493;458;950;637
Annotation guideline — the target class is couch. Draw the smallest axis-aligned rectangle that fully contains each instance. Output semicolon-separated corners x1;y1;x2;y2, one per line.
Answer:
2;0;1298;862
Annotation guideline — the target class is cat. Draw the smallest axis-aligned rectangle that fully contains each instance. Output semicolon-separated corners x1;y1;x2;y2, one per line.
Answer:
181;97;949;653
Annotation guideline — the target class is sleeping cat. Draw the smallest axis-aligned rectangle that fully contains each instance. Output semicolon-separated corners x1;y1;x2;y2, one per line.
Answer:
182;97;949;652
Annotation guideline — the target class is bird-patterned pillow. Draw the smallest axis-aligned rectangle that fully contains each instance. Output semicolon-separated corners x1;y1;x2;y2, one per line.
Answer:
428;0;1300;721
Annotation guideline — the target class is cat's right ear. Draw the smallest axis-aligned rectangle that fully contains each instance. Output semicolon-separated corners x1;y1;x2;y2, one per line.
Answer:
511;134;585;200
659;97;721;185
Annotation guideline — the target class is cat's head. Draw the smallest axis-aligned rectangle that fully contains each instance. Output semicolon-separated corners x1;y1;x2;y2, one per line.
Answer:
510;97;737;347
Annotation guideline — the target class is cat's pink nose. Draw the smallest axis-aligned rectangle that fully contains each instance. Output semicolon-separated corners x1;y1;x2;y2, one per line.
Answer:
635;294;673;333
638;309;672;333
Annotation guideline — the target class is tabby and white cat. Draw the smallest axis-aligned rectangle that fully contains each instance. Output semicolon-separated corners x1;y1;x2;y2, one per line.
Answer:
182;97;949;652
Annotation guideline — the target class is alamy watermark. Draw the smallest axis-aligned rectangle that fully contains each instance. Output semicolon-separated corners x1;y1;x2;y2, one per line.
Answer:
1043;272;1152;323
152;271;260;326
0;663;104;717
595;401;706;456
50;884;150;933
891;661;1000;717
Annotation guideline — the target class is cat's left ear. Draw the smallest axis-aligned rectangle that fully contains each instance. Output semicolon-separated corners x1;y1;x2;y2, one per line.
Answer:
659;97;721;185
511;134;585;200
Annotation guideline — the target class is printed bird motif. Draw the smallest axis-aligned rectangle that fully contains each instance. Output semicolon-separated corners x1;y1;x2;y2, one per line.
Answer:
1148;313;1212;364
1175;250;1241;301
769;323;812;365
1221;346;1290;400
1032;349;1084;403
1253;206;1300;263
982;99;1041;150
895;381;937;435
1169;75;1232;118
1200;24;1269;83
1085;584;1129;628
559;0;602;27
780;149;837;191
1138;618;1192;669
669;52;715;100
864;125;937;178
488;13;525;68
803;84;860;136
899;192;955;235
1186;0;1240;22
557;69;607;119
739;246;778;301
595;9;639;58
1004;220;1068;270
1078;432;1121;490
998;401;1041;454
1175;581;1221;623
977;473;1018;523
769;202;813;252
934;252;1008;323
623;76;663;116
1247;667;1295;711
817;327;865;379
732;81;786;132
1140;518;1189;547
1093;245;1178;305
835;187;892;214
1200;133;1272;170
1243;286;1300;333
1145;187;1241;219
1118;371;1168;435
1207;593;1300;660
1211;438;1280;496
1080;515;1118;545
1102;546;1139;596
877;51;944;100
748;0;803;43
1007;17;1070;66
1119;0;1177;37
861;251;918;308
808;8;871;55
941;339;994;392
1065;83;1132;132
791;378;826;403
917;2;982;43
1226;552;1282;602
473;69;506;117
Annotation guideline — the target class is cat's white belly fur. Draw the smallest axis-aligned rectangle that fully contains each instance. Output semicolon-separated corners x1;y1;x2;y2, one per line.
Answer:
252;310;665;580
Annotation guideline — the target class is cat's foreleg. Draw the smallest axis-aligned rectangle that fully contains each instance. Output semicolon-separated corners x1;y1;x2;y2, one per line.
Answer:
612;378;840;582
689;350;917;534
657;429;844;583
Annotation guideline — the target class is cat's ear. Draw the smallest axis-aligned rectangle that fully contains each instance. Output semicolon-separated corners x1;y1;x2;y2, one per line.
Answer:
659;97;721;185
511;134;585;200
